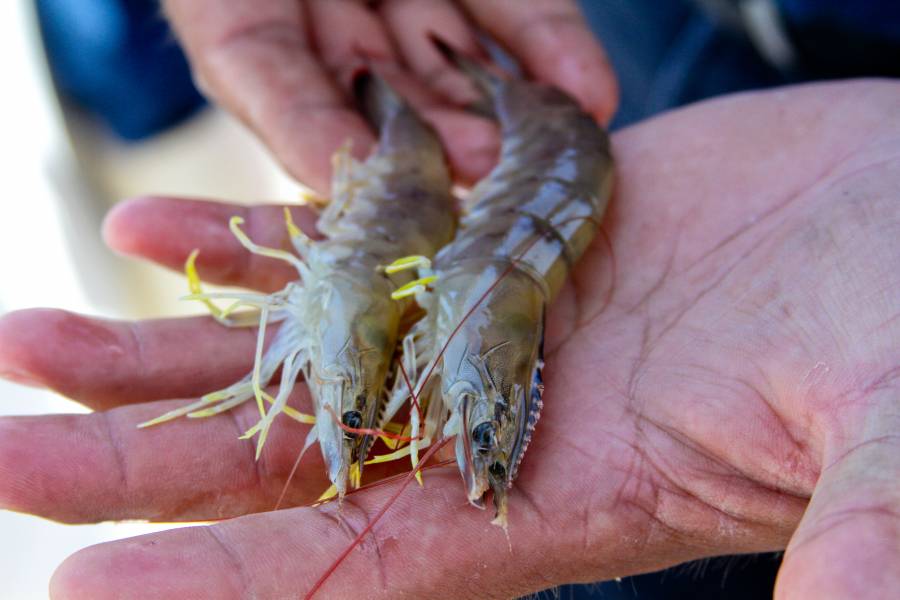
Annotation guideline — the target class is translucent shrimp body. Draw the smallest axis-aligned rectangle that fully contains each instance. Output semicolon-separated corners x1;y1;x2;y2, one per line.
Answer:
141;75;456;496
389;42;614;525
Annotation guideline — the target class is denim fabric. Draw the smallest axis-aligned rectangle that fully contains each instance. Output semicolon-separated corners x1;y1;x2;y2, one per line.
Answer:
577;0;900;129
37;0;204;140
557;554;782;599
779;0;900;39
577;0;784;129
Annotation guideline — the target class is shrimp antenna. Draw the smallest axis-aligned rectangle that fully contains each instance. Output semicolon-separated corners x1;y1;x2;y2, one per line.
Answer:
303;436;453;600
306;231;555;597
429;34;502;96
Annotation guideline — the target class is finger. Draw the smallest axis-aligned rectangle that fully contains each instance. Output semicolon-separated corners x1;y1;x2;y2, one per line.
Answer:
103;196;318;292
462;0;618;123
361;62;500;183
306;0;498;183
775;397;900;598
418;105;498;185
0;309;259;409
0;398;324;523
379;0;482;104
49;470;561;599
163;0;374;192
307;0;397;88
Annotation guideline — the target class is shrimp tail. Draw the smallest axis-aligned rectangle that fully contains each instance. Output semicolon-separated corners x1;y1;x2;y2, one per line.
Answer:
352;69;403;133
430;34;502;100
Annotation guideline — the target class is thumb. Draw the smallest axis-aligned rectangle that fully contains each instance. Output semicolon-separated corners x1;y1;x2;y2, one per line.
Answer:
775;396;900;598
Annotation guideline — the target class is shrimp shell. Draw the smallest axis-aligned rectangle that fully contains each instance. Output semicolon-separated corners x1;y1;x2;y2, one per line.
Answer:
140;73;457;497
383;39;614;526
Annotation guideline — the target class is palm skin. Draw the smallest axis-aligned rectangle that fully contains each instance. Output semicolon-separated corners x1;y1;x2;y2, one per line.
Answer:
1;80;899;599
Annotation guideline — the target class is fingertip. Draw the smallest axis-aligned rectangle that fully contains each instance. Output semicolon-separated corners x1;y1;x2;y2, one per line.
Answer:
102;195;218;264
102;196;164;258
563;52;619;125
102;196;247;282
50;545;96;600
101;196;319;291
529;27;619;125
50;532;235;600
271;108;376;194
0;308;152;407
467;1;619;125
50;541;176;600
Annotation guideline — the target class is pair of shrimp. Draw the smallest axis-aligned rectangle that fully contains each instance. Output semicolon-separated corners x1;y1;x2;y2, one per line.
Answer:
140;72;457;498
302;38;615;598
142;33;613;557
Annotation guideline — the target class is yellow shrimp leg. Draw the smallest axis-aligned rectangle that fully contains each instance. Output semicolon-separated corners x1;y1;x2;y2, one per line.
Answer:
379;421;411;450
229;216;306;274
384;255;438;300
238;392;315;438
391;276;438;300
136;389;233;428
384;255;432;273
365;444;414;465
297;188;329;209
184;249;220;317
282;405;316;425
182;250;278;327
317;485;339;503
250;306;270;419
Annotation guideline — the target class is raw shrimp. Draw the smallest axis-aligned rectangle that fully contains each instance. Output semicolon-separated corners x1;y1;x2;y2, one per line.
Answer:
382;39;615;526
139;73;456;497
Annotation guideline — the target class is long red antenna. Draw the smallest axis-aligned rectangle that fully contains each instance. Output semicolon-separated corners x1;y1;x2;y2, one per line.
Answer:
303;436;453;599
302;233;543;599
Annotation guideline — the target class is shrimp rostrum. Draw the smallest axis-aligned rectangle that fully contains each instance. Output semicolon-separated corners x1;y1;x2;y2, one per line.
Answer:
140;73;456;497
383;39;614;526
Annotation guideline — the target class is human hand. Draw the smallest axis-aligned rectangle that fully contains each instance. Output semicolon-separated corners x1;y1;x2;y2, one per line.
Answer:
162;0;617;192
2;80;899;599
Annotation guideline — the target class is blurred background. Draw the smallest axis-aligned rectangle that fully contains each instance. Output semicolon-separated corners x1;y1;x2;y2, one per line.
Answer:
2;0;899;597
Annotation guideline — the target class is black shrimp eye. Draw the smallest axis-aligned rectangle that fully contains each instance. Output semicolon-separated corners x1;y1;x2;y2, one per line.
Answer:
342;410;363;436
489;462;507;481
472;421;495;453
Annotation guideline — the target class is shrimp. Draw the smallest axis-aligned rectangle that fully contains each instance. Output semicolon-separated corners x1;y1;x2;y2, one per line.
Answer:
139;72;456;497
382;38;615;527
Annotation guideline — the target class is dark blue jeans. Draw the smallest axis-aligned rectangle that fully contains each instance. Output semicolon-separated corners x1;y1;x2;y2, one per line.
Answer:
577;0;784;130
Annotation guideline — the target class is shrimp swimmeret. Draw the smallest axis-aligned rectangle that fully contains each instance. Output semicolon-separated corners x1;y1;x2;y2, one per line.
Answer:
138;73;457;498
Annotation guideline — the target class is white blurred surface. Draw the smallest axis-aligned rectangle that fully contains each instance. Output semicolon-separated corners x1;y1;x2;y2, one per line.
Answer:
0;2;300;598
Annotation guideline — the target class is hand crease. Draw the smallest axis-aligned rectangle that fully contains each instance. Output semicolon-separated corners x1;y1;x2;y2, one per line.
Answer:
101;411;130;509
206;525;251;597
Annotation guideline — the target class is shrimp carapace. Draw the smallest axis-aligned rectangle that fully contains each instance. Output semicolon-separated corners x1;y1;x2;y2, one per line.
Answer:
140;71;457;497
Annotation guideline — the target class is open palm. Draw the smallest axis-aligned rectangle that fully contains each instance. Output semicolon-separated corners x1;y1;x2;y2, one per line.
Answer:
2;80;899;599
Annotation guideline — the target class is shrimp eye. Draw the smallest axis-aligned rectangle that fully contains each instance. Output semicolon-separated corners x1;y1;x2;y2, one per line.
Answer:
342;410;363;436
472;422;495;453
489;462;507;481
